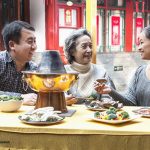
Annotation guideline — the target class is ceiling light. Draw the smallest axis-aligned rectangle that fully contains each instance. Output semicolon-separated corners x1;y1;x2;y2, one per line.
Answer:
67;1;73;6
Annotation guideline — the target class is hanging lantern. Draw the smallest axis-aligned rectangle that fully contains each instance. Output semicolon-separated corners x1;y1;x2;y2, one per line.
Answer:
118;0;124;7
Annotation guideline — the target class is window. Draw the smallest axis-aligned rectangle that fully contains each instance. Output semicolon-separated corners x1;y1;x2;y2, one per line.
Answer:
0;0;30;50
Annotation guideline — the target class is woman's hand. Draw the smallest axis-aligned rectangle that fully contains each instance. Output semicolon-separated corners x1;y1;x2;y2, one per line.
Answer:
21;93;37;106
65;94;77;106
94;82;112;94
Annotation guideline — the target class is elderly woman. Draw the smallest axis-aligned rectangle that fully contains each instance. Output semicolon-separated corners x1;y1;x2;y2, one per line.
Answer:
64;28;115;105
95;25;150;106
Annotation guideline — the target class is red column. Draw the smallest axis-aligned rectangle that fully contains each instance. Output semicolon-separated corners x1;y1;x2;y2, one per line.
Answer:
125;0;133;52
45;0;59;50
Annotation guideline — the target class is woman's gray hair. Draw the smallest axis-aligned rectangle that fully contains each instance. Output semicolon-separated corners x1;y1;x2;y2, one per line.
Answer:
64;28;91;64
142;26;150;40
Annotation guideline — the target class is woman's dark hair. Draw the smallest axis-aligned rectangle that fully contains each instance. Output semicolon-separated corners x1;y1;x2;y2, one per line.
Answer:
142;26;150;40
1;20;35;51
64;28;91;64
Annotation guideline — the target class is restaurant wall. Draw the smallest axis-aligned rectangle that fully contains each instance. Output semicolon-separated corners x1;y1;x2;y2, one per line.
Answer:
30;0;45;52
97;52;148;92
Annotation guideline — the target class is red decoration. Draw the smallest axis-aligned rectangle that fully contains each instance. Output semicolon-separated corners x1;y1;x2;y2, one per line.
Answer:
135;18;143;45
64;9;72;26
111;16;120;45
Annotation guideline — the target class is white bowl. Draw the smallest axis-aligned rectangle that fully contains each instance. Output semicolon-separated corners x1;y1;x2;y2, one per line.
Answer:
0;100;23;112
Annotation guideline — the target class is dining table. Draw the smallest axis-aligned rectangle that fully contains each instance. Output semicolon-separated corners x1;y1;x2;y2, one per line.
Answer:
0;104;150;150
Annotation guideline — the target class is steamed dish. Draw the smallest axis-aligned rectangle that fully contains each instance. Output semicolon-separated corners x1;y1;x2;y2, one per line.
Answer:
19;107;63;122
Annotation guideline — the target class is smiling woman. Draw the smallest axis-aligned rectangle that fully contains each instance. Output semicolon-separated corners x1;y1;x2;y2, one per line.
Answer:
95;25;150;106
64;28;116;105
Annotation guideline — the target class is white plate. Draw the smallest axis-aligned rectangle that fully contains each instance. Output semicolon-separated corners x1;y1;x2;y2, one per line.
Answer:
86;105;106;111
90;114;141;124
85;101;123;112
132;108;150;118
18;116;65;125
86;105;122;112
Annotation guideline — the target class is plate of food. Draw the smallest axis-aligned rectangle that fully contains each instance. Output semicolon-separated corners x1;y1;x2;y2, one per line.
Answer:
85;100;123;111
132;107;150;118
18;107;64;125
18;116;64;125
85;101;107;111
90;107;141;124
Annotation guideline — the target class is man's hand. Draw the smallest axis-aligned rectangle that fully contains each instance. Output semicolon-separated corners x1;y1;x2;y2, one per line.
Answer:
21;93;37;106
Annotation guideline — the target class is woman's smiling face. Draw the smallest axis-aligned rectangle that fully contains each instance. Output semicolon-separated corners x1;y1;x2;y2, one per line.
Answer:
138;32;150;60
72;35;92;65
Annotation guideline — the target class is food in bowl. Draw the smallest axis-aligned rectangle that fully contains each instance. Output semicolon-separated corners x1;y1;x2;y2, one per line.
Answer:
0;95;23;112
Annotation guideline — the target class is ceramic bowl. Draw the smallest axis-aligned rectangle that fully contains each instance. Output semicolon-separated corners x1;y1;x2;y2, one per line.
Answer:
0;95;23;112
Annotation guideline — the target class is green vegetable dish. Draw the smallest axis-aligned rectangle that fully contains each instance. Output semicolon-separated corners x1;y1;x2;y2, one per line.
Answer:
0;95;23;101
94;107;130;120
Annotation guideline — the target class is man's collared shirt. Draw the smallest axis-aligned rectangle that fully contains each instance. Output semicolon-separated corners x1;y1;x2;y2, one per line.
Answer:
0;51;37;94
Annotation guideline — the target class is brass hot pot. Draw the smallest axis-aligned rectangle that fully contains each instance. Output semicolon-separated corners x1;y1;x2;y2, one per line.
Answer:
22;51;78;113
